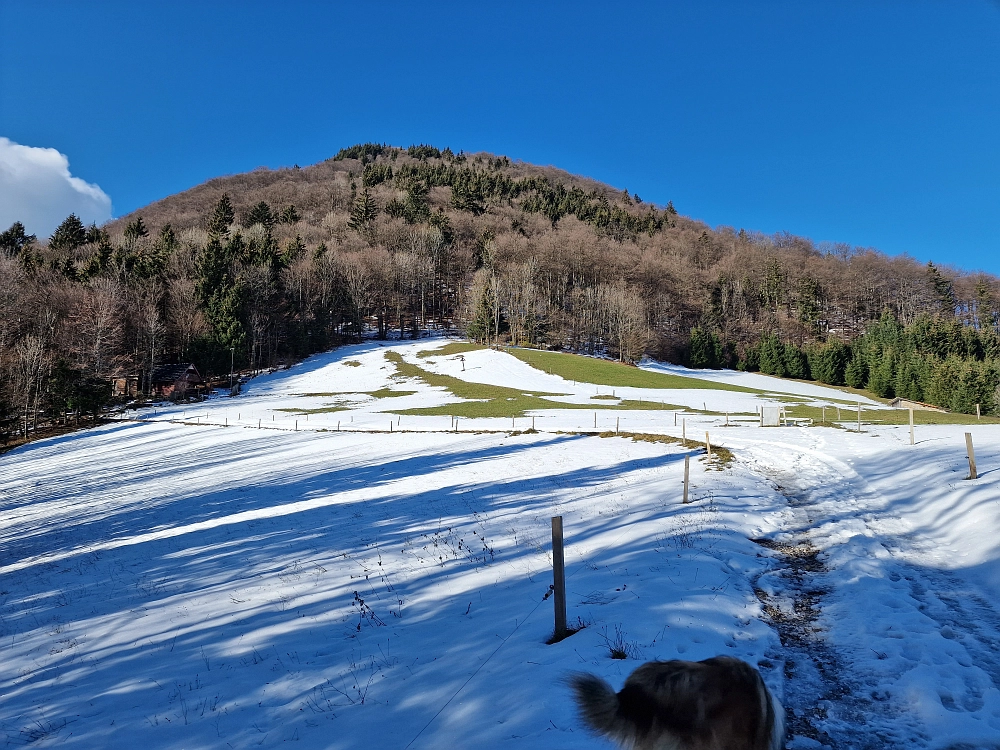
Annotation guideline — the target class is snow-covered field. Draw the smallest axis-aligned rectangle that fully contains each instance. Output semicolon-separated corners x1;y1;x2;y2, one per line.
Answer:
2;340;999;749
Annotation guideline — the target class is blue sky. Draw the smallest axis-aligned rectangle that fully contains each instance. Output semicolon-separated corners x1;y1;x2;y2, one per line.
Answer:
1;1;998;272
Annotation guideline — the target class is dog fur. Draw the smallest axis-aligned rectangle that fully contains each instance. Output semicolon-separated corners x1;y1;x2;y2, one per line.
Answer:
569;656;784;750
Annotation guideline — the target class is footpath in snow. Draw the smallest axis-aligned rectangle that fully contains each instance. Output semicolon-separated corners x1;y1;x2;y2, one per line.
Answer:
1;340;999;749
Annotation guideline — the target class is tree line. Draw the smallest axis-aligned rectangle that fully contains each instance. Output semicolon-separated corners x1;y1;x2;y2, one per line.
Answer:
2;143;999;442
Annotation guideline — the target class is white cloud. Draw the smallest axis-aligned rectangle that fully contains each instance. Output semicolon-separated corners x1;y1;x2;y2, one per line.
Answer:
0;137;112;240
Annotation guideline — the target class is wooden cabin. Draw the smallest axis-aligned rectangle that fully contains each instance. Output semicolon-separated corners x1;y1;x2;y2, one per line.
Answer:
151;363;205;399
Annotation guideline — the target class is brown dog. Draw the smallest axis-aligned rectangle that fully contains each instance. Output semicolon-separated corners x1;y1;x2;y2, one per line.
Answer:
569;656;784;750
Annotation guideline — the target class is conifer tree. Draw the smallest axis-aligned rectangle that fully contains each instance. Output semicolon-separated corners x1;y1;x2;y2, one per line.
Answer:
123;216;149;240
348;189;379;234
0;221;35;256
208;194;235;237
49;214;87;250
246;201;275;229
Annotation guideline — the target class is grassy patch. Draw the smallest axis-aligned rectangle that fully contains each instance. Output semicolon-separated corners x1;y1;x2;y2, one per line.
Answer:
343;360;362;367
417;341;485;358
295;389;416;399
615;399;686;411
591;394;619;400
780;403;1000;426
387;350;581;417
596;430;734;468
508;348;759;393
275;405;349;414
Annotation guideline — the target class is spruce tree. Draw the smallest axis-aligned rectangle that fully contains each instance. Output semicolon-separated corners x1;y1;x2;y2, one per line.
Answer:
758;334;787;377
245;201;275;229
123;216;149;240
348;189;379;234
49;214;87;250
0;221;35;256
208;194;235;237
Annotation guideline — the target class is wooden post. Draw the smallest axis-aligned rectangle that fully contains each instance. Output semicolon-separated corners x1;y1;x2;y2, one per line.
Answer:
512;416;515;428
295;420;298;431
837;406;841;421
683;455;690;504
532;416;536;430
337;421;340;431
976;403;981;420
594;412;597;429
822;406;825;424
966;433;978;479
551;516;567;640
616;417;619;434
909;409;914;445
705;431;711;458
674;412;677;427
682;418;686;444
857;403;861;432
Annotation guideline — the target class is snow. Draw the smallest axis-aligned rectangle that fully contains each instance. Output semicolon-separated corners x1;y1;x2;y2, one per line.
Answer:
2;339;999;749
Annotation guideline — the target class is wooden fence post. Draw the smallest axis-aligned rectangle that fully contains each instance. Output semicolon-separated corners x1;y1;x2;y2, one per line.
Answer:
909;409;914;445
976;404;981;420
682;418;686;444
594;412;597;429
616;417;619;434
966;433;978;479
705;431;711;458
551;516;567;640
683;455;690;503
674;412;677;427
822;406;826;423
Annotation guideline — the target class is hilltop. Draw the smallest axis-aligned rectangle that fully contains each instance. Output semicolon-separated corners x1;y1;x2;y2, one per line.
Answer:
2;143;1000;445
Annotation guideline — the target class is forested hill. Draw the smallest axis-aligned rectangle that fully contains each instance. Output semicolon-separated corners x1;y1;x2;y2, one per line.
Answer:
2;143;1000;438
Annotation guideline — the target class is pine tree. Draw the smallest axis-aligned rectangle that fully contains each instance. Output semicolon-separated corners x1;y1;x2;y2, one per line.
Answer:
123;216;149;240
0;221;35;256
208;194;235;237
758;334;787;377
245;201;275;229
348;189;379;234
688;327;722;369
49;214;87;250
279;204;300;224
927;262;955;315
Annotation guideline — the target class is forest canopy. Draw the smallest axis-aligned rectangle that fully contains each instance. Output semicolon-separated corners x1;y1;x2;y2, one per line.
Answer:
2;143;999;442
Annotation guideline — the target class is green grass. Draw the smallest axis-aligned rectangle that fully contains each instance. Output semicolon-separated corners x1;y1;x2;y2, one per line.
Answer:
591;394;619;400
387;351;581;417
417;341;485;358
782;403;1000;426
507;348;759;393
343;360;362;367
295;389;416;399
276;405;349;414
